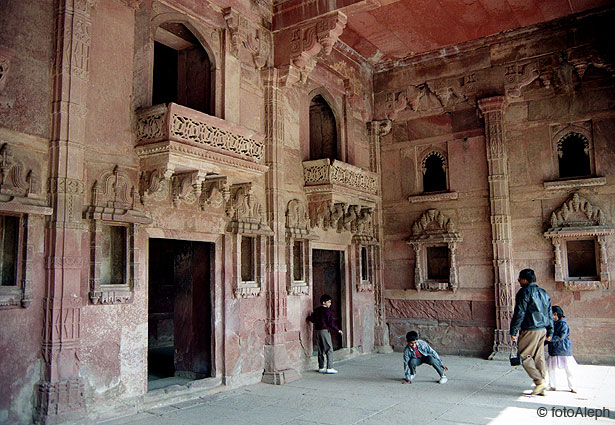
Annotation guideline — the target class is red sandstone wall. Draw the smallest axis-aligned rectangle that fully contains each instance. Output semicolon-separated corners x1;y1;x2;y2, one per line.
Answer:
0;1;54;423
376;12;615;364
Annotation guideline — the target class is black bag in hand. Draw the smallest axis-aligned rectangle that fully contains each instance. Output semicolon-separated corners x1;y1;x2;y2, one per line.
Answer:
509;344;522;366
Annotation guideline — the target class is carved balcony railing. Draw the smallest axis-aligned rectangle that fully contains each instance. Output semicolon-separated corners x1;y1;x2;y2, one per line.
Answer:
135;103;268;176
302;159;378;199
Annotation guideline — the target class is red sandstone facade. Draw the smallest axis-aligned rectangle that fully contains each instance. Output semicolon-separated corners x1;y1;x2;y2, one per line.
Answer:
0;0;613;423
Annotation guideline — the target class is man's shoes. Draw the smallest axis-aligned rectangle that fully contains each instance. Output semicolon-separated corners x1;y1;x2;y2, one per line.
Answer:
326;368;338;374
531;383;546;395
546;386;556;391
438;375;448;384
318;368;327;373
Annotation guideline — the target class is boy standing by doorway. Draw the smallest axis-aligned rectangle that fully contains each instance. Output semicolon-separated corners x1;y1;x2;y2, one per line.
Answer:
309;294;343;374
402;331;448;384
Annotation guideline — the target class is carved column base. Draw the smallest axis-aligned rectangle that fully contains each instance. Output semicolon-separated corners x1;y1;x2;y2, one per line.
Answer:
262;368;302;385
374;325;393;353
36;378;86;424
488;330;514;361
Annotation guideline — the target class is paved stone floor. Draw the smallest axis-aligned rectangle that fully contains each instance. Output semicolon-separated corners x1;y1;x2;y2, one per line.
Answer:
100;353;615;425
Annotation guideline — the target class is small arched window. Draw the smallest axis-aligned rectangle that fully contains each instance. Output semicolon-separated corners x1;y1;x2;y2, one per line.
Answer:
422;153;447;193
152;23;213;115
309;95;338;161
557;132;591;178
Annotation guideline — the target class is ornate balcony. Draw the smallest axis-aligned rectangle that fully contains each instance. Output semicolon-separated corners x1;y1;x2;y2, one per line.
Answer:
303;159;379;233
135;103;268;176
302;159;378;200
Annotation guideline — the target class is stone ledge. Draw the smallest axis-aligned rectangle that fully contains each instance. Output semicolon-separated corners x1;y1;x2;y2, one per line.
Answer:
408;191;458;203
543;176;606;190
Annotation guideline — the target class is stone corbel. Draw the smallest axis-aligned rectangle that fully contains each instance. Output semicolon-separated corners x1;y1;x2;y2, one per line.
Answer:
200;175;229;211
504;62;540;98
274;11;347;87
139;167;172;204
367;119;392;138
171;171;206;208
0;46;16;112
223;8;271;69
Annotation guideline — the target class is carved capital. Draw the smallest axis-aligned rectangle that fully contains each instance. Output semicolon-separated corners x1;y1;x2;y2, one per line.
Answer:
478;96;507;115
368;120;392;137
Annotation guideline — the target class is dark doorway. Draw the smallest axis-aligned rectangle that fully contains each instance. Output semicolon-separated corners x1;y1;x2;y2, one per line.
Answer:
312;249;344;351
148;239;213;390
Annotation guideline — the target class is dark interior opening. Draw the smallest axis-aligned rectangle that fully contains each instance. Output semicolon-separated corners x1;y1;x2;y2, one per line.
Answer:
153;23;212;115
309;95;338;161
427;246;450;280
312;249;344;351
148;238;213;390
558;133;591;179
423;154;447;193
567;239;597;279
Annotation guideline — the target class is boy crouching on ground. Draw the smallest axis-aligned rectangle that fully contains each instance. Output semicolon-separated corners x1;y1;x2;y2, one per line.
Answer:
402;331;448;384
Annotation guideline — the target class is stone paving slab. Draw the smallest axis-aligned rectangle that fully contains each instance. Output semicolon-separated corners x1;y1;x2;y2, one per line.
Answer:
99;353;615;425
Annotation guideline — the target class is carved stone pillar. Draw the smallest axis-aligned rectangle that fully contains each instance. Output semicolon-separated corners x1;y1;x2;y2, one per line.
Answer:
478;96;515;360
261;68;300;384
38;0;94;421
368;120;393;353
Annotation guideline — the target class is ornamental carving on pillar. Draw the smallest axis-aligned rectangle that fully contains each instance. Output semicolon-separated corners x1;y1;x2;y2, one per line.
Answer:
544;192;614;290
407;209;462;292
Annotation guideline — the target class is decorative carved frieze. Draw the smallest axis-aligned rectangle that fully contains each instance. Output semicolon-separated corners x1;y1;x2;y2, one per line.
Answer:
274;11;347;86
223;8;271;69
136;103;266;165
407;209;461;293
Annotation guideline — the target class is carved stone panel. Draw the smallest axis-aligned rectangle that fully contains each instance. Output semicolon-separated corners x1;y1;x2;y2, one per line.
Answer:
407;209;462;292
544;192;613;290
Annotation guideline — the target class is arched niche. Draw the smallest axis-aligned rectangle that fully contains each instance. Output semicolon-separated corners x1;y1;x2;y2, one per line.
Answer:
150;16;218;116
309;93;341;162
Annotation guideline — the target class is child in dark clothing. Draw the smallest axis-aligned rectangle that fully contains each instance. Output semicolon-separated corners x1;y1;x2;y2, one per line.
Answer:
546;306;578;393
402;331;448;384
308;294;343;374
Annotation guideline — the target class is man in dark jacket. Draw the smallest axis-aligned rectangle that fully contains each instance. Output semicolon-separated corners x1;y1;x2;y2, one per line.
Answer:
308;294;343;374
510;268;553;395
